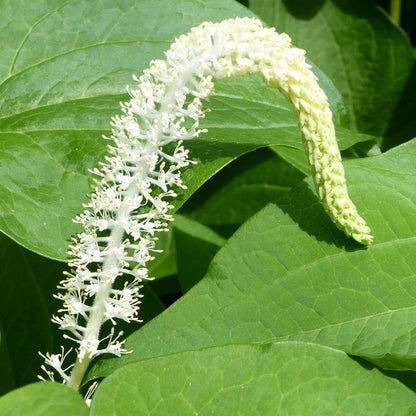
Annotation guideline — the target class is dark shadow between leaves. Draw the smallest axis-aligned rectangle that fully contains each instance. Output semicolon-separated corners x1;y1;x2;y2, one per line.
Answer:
282;0;326;20
177;139;368;252
384;60;416;150
348;354;416;392
331;0;378;19
381;368;416;393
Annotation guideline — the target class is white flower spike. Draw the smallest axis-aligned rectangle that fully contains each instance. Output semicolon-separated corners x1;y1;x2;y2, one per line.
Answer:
42;17;372;392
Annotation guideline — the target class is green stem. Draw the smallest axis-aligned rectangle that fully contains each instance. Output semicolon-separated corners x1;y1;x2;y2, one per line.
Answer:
390;0;401;26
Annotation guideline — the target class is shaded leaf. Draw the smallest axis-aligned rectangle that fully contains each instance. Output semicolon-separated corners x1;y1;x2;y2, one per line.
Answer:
0;233;62;388
147;225;177;280
384;61;416;148
0;325;15;395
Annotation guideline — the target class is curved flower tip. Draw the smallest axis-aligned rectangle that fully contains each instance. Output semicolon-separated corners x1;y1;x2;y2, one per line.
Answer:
324;189;373;245
351;226;373;246
311;155;373;245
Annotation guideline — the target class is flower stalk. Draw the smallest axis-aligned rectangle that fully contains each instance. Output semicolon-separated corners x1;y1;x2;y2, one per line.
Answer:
41;17;372;392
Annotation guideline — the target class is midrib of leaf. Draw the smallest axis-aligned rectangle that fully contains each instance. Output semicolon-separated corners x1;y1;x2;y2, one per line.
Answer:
0;91;293;127
0;95;124;127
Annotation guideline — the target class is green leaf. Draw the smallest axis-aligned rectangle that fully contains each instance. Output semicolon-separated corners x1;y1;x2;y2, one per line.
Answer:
90;343;416;415
250;0;414;136
0;382;88;416
90;139;416;381
0;0;365;261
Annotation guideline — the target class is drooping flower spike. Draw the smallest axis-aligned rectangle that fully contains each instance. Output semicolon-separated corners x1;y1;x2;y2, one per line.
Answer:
41;17;372;392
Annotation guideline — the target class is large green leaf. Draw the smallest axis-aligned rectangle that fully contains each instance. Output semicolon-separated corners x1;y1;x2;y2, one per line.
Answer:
90;343;416;415
0;382;88;416
0;0;368;261
90;139;416;381
250;0;414;137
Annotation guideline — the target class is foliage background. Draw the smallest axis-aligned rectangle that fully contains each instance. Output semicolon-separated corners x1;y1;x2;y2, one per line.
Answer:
0;0;415;414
